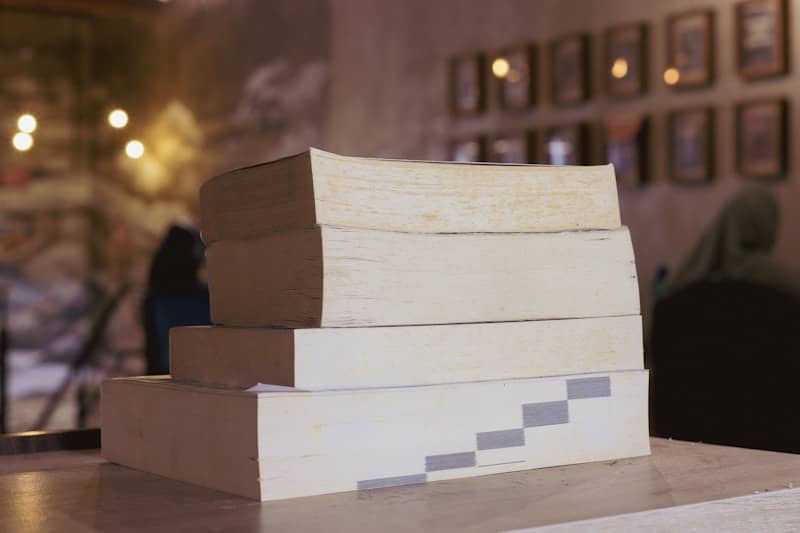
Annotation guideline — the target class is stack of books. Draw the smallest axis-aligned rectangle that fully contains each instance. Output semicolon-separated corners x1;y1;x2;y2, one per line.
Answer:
102;149;649;501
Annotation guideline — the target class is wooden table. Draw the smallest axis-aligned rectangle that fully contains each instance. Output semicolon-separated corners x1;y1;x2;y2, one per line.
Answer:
1;438;799;532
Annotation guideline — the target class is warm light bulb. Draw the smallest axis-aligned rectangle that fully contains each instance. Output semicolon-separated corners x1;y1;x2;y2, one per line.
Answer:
492;57;510;78
17;114;37;133
125;140;145;159
663;67;680;86
108;109;129;129
611;58;628;79
12;132;33;151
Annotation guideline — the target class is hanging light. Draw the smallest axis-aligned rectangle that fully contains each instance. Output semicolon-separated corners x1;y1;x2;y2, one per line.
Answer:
17;114;37;133
12;132;34;151
108;109;129;129
125;140;145;159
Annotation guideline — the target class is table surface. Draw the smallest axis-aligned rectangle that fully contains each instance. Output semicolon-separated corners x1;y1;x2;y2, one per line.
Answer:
1;438;800;533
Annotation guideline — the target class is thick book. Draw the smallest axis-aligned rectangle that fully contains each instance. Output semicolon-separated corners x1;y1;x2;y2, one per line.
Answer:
206;226;639;328
102;371;650;501
170;315;643;389
199;148;620;243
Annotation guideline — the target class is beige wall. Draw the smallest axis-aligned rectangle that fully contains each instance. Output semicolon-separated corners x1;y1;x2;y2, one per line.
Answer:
325;0;800;320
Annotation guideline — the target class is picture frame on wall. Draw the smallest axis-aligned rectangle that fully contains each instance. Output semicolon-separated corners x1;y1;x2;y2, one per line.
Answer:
550;34;591;105
666;10;715;88
489;131;537;164
544;123;591;165
450;54;487;115
668;108;714;184
605;114;649;187
736;0;788;80
449;137;487;162
736;98;787;179
493;45;537;110
606;23;648;98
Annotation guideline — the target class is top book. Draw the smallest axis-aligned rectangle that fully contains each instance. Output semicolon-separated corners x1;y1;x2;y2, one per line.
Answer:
199;148;620;243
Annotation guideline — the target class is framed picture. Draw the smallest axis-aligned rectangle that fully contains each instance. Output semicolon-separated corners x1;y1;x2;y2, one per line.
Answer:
736;0;788;79
605;114;649;187
606;23;648;97
449;137;487;162
551;34;591;105
450;54;487;115
489;132;537;164
736;98;787;178
666;10;714;88
668;108;714;184
544;124;591;165
493;45;537;109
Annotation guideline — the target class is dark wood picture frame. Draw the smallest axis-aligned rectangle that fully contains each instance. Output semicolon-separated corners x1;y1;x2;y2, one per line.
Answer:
606;22;648;98
668;107;715;184
489;131;538;164
449;54;487;116
550;34;591;105
736;98;788;179
666;10;715;88
449;136;488;162
736;0;788;80
543;123;591;165
604;114;649;187
493;45;538;110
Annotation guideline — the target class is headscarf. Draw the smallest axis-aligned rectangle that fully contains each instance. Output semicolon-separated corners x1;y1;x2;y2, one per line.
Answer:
663;187;799;296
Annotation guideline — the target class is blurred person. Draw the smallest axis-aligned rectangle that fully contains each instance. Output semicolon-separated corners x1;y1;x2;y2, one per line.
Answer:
141;225;210;375
660;186;800;299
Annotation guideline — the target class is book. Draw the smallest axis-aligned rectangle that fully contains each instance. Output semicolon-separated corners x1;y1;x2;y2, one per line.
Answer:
198;148;620;243
102;371;650;501
206;226;639;328
170;315;643;389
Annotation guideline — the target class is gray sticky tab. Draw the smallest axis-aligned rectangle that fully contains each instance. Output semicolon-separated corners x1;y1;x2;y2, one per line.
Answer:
357;474;427;491
567;376;611;399
425;451;476;472
522;400;569;427
476;428;525;450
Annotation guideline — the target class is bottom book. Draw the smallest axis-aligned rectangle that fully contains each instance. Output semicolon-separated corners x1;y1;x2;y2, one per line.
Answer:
102;371;650;501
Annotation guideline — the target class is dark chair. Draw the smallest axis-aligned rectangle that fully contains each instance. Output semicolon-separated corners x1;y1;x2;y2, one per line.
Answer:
650;280;800;453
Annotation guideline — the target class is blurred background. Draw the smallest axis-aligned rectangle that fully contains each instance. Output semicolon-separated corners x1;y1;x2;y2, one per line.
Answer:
1;0;799;437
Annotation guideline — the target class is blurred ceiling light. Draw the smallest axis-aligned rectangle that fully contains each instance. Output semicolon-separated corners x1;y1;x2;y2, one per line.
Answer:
108;109;129;129
12;132;33;151
492;57;510;78
663;67;680;86
611;58;628;79
17;114;37;133
125;140;145;159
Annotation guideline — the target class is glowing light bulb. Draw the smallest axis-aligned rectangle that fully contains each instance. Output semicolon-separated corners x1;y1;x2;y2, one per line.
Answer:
492;57;510;78
108;109;129;129
611;58;628;79
663;67;680;86
17;114;37;133
125;140;145;159
12;132;33;151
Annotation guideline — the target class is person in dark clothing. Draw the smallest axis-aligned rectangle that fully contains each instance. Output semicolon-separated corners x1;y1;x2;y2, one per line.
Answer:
142;225;210;375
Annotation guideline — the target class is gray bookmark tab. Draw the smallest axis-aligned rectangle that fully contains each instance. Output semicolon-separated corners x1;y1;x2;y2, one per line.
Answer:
425;451;476;472
476;428;525;450
357;474;427;491
522;400;569;427
567;376;611;399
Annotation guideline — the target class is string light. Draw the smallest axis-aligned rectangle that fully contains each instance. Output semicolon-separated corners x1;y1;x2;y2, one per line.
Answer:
125;140;145;159
108;109;129;129
12;132;33;151
17;114;37;133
